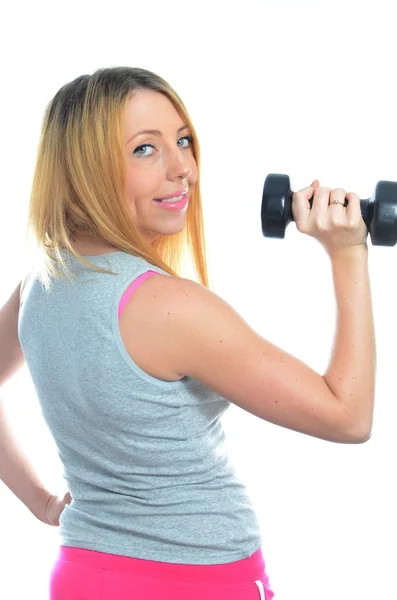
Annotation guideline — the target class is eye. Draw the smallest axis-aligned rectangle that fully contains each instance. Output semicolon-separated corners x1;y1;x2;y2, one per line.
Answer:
178;135;193;148
133;135;193;158
133;143;155;157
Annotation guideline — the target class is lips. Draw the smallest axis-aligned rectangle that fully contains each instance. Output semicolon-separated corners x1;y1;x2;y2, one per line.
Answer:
155;188;188;201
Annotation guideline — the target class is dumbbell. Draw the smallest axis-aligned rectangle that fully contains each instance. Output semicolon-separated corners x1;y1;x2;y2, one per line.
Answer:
261;174;397;246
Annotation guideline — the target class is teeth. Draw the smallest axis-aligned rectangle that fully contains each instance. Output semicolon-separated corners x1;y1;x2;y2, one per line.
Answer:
159;194;184;203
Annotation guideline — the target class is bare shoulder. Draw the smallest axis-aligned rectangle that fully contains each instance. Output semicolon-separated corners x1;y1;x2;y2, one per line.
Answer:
0;282;25;386
120;273;356;442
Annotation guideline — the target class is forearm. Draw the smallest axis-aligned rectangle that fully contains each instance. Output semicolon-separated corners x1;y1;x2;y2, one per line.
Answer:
0;395;51;523
324;244;376;435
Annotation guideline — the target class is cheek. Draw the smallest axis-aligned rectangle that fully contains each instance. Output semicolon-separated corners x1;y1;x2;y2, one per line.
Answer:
191;161;199;181
125;176;157;215
125;174;145;201
125;167;159;197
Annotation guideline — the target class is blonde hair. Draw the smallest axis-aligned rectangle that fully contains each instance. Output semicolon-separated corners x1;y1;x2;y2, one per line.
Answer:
25;67;212;290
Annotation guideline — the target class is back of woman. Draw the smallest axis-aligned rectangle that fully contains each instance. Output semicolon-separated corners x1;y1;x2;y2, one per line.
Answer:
18;251;263;566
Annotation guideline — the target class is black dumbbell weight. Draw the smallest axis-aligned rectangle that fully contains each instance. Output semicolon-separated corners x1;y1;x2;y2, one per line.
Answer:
261;173;397;246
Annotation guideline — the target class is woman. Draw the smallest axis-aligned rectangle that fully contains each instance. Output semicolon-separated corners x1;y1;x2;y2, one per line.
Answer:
0;67;375;599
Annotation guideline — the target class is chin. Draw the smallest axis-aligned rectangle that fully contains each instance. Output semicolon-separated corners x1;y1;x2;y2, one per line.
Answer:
146;224;186;244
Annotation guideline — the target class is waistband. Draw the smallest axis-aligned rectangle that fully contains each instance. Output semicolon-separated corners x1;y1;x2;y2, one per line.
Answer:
58;546;265;584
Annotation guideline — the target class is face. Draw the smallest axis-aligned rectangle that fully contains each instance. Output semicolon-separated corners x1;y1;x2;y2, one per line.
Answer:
124;90;198;245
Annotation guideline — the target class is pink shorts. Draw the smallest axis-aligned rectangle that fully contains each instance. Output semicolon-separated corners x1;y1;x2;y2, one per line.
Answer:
50;546;274;599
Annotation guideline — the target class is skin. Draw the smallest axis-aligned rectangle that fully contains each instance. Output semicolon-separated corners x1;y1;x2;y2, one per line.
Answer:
74;90;198;253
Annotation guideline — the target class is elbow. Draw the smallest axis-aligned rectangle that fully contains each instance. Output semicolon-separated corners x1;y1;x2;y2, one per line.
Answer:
332;395;374;444
343;417;373;444
347;427;372;444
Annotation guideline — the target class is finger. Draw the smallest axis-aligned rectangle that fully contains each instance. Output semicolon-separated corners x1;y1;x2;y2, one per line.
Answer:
345;192;362;221
292;184;318;223
329;188;347;209
310;179;320;188
309;186;332;217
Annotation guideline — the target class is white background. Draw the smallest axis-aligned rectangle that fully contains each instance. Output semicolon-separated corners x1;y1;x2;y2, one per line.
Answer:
0;1;396;598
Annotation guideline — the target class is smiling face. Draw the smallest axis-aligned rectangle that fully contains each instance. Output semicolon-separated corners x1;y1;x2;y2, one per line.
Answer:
124;90;198;245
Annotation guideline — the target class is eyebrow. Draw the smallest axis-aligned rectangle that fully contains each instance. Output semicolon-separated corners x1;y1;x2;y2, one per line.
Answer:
127;124;190;145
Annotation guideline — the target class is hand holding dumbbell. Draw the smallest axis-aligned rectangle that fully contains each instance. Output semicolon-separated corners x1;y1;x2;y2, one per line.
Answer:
261;174;397;246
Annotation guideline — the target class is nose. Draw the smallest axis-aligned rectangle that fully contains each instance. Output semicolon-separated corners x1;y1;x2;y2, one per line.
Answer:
178;164;192;180
166;148;192;181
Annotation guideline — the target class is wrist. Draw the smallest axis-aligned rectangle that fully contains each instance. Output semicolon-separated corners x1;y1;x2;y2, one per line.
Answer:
327;242;368;261
30;487;53;524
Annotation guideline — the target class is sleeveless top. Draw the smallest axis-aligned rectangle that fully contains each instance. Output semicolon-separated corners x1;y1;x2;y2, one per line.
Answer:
17;250;263;564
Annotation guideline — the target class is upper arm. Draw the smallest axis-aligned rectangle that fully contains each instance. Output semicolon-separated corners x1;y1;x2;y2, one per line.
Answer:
141;275;357;443
0;282;25;387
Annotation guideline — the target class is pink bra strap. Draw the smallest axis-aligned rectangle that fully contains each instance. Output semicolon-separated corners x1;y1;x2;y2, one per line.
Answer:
118;271;159;318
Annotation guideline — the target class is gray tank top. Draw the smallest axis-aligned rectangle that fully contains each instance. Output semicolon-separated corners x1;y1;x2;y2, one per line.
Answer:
18;250;262;564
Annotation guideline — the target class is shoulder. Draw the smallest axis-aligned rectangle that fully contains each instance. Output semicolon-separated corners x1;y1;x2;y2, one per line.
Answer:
120;272;253;379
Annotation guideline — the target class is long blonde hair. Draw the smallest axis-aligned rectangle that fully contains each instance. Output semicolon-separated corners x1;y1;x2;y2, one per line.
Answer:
25;67;212;291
